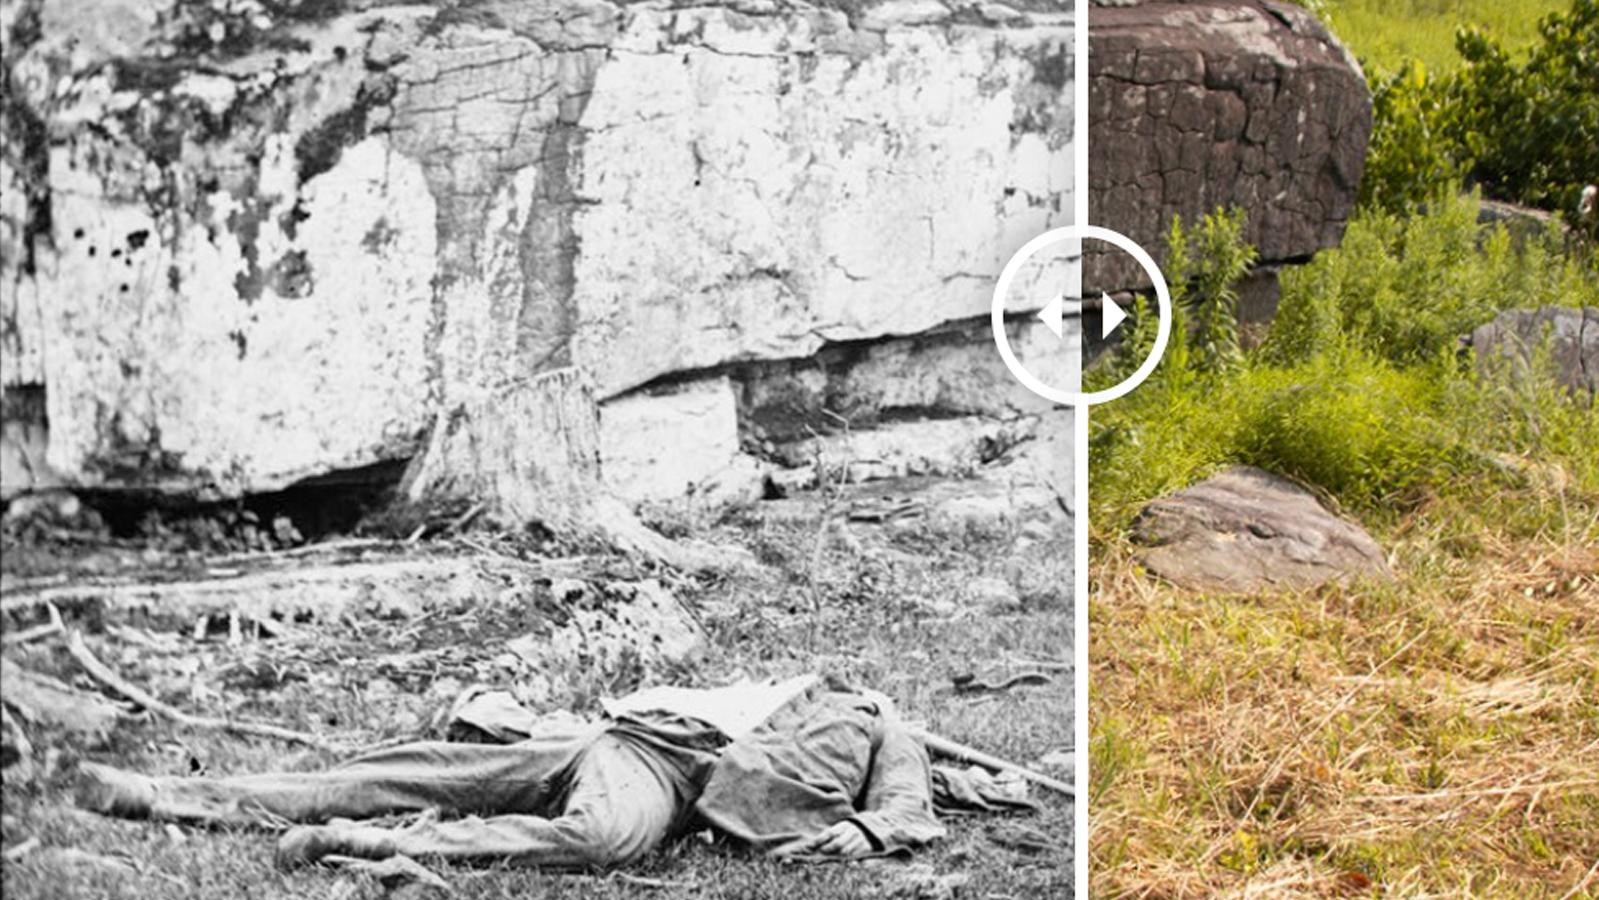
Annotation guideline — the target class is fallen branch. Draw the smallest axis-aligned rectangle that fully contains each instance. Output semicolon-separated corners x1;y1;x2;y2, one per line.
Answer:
1365;777;1599;803
613;873;691;890
65;630;345;752
1559;856;1599;900
2;836;40;862
324;853;451;893
914;729;1074;798
2;602;63;646
951;672;1051;695
1009;657;1072;673
446;502;486;535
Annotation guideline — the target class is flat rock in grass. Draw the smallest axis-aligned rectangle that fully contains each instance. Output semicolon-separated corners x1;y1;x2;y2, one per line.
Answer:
0;658;126;746
1468;306;1598;398
1130;467;1391;592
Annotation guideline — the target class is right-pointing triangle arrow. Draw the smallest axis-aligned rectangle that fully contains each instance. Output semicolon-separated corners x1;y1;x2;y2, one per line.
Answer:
1100;292;1127;341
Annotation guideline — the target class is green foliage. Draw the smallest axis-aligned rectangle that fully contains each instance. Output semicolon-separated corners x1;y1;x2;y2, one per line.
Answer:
1272;192;1598;365
1091;200;1599;531
1233;350;1467;507
1093;208;1255;389
1184;208;1258;374
1359;60;1463;214
1351;0;1599;215
1325;0;1568;78
1447;0;1599;213
1092;349;1472;523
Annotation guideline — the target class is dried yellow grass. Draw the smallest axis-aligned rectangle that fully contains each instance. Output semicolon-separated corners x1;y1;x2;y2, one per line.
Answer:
1089;496;1599;899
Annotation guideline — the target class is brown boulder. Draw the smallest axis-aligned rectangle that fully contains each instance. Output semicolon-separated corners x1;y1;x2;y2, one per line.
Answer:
1131;466;1391;592
1088;0;1372;292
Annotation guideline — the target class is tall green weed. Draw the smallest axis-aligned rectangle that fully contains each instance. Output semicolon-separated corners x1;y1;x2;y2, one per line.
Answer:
1269;192;1596;366
1090;203;1599;532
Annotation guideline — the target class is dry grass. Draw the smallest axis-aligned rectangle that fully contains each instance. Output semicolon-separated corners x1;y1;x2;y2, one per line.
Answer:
1088;488;1599;898
1;497;1073;899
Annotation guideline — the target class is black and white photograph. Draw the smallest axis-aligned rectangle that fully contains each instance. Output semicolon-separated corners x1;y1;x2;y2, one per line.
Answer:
0;1;1078;897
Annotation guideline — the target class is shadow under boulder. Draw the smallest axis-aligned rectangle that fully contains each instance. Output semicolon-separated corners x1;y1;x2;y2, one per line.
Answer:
1130;466;1392;593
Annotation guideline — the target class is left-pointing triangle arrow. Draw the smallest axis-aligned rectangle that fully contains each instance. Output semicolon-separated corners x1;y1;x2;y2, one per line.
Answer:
1037;294;1065;339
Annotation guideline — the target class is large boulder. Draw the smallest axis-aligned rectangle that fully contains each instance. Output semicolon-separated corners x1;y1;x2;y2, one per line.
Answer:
1131;466;1391;592
1;0;1075;500
1087;0;1371;293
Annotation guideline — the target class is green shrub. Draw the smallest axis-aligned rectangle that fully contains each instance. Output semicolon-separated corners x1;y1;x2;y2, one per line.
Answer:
1359;60;1464;214
1091;207;1255;389
1352;0;1599;216
1232;350;1466;507
1092;350;1474;525
1271;192;1598;366
1090;203;1599;532
1446;0;1599;213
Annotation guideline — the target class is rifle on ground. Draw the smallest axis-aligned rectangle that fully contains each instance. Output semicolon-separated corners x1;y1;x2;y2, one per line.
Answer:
914;729;1074;797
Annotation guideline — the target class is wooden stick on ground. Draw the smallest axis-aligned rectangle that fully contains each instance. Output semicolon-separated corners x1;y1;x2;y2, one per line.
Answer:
2;601;63;646
915;729;1075;797
64;630;345;753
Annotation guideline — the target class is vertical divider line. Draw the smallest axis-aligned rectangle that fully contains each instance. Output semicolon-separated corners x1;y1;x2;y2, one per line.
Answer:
1073;0;1091;895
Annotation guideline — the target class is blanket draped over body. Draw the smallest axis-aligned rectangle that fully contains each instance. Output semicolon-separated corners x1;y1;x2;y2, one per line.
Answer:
77;676;1033;870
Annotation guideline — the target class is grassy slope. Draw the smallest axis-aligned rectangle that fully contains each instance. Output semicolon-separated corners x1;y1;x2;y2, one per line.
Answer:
1087;195;1599;897
0;509;1073;899
1324;0;1569;76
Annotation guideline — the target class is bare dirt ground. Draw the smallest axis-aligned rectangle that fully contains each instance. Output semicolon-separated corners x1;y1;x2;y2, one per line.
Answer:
0;488;1073;899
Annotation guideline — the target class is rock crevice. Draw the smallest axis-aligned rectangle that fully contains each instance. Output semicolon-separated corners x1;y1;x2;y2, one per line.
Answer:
2;0;1076;500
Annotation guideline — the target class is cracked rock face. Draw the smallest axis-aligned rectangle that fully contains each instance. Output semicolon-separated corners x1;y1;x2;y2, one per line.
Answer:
0;0;1075;499
1469;307;1599;400
1087;0;1371;292
1131;465;1392;592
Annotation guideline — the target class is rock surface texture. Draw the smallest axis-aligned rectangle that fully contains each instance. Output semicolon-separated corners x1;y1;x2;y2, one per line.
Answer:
1087;0;1371;292
1131;466;1391;592
0;0;1075;501
1469;307;1597;400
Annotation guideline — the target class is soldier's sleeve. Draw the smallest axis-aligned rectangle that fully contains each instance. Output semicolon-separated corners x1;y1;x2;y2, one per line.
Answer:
847;715;946;852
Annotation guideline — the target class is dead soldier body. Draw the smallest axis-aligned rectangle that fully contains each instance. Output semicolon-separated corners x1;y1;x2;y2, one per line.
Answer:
77;676;1028;869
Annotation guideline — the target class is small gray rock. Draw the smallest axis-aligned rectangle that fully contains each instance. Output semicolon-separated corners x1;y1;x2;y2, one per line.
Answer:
968;575;1023;612
1468;307;1597;398
1131;466;1392;592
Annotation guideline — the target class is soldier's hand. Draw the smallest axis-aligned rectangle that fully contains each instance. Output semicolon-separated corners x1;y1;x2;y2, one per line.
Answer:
806;821;874;857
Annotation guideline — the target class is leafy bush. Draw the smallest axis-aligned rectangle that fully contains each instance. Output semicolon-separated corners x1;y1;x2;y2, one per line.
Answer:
1176;208;1258;374
1271;192;1598;365
1447;0;1599;213
1354;0;1599;216
1232;350;1466;507
1090;203;1599;531
1359;60;1464;214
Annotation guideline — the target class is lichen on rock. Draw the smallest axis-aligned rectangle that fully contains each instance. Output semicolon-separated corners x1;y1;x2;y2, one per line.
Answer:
2;0;1077;502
